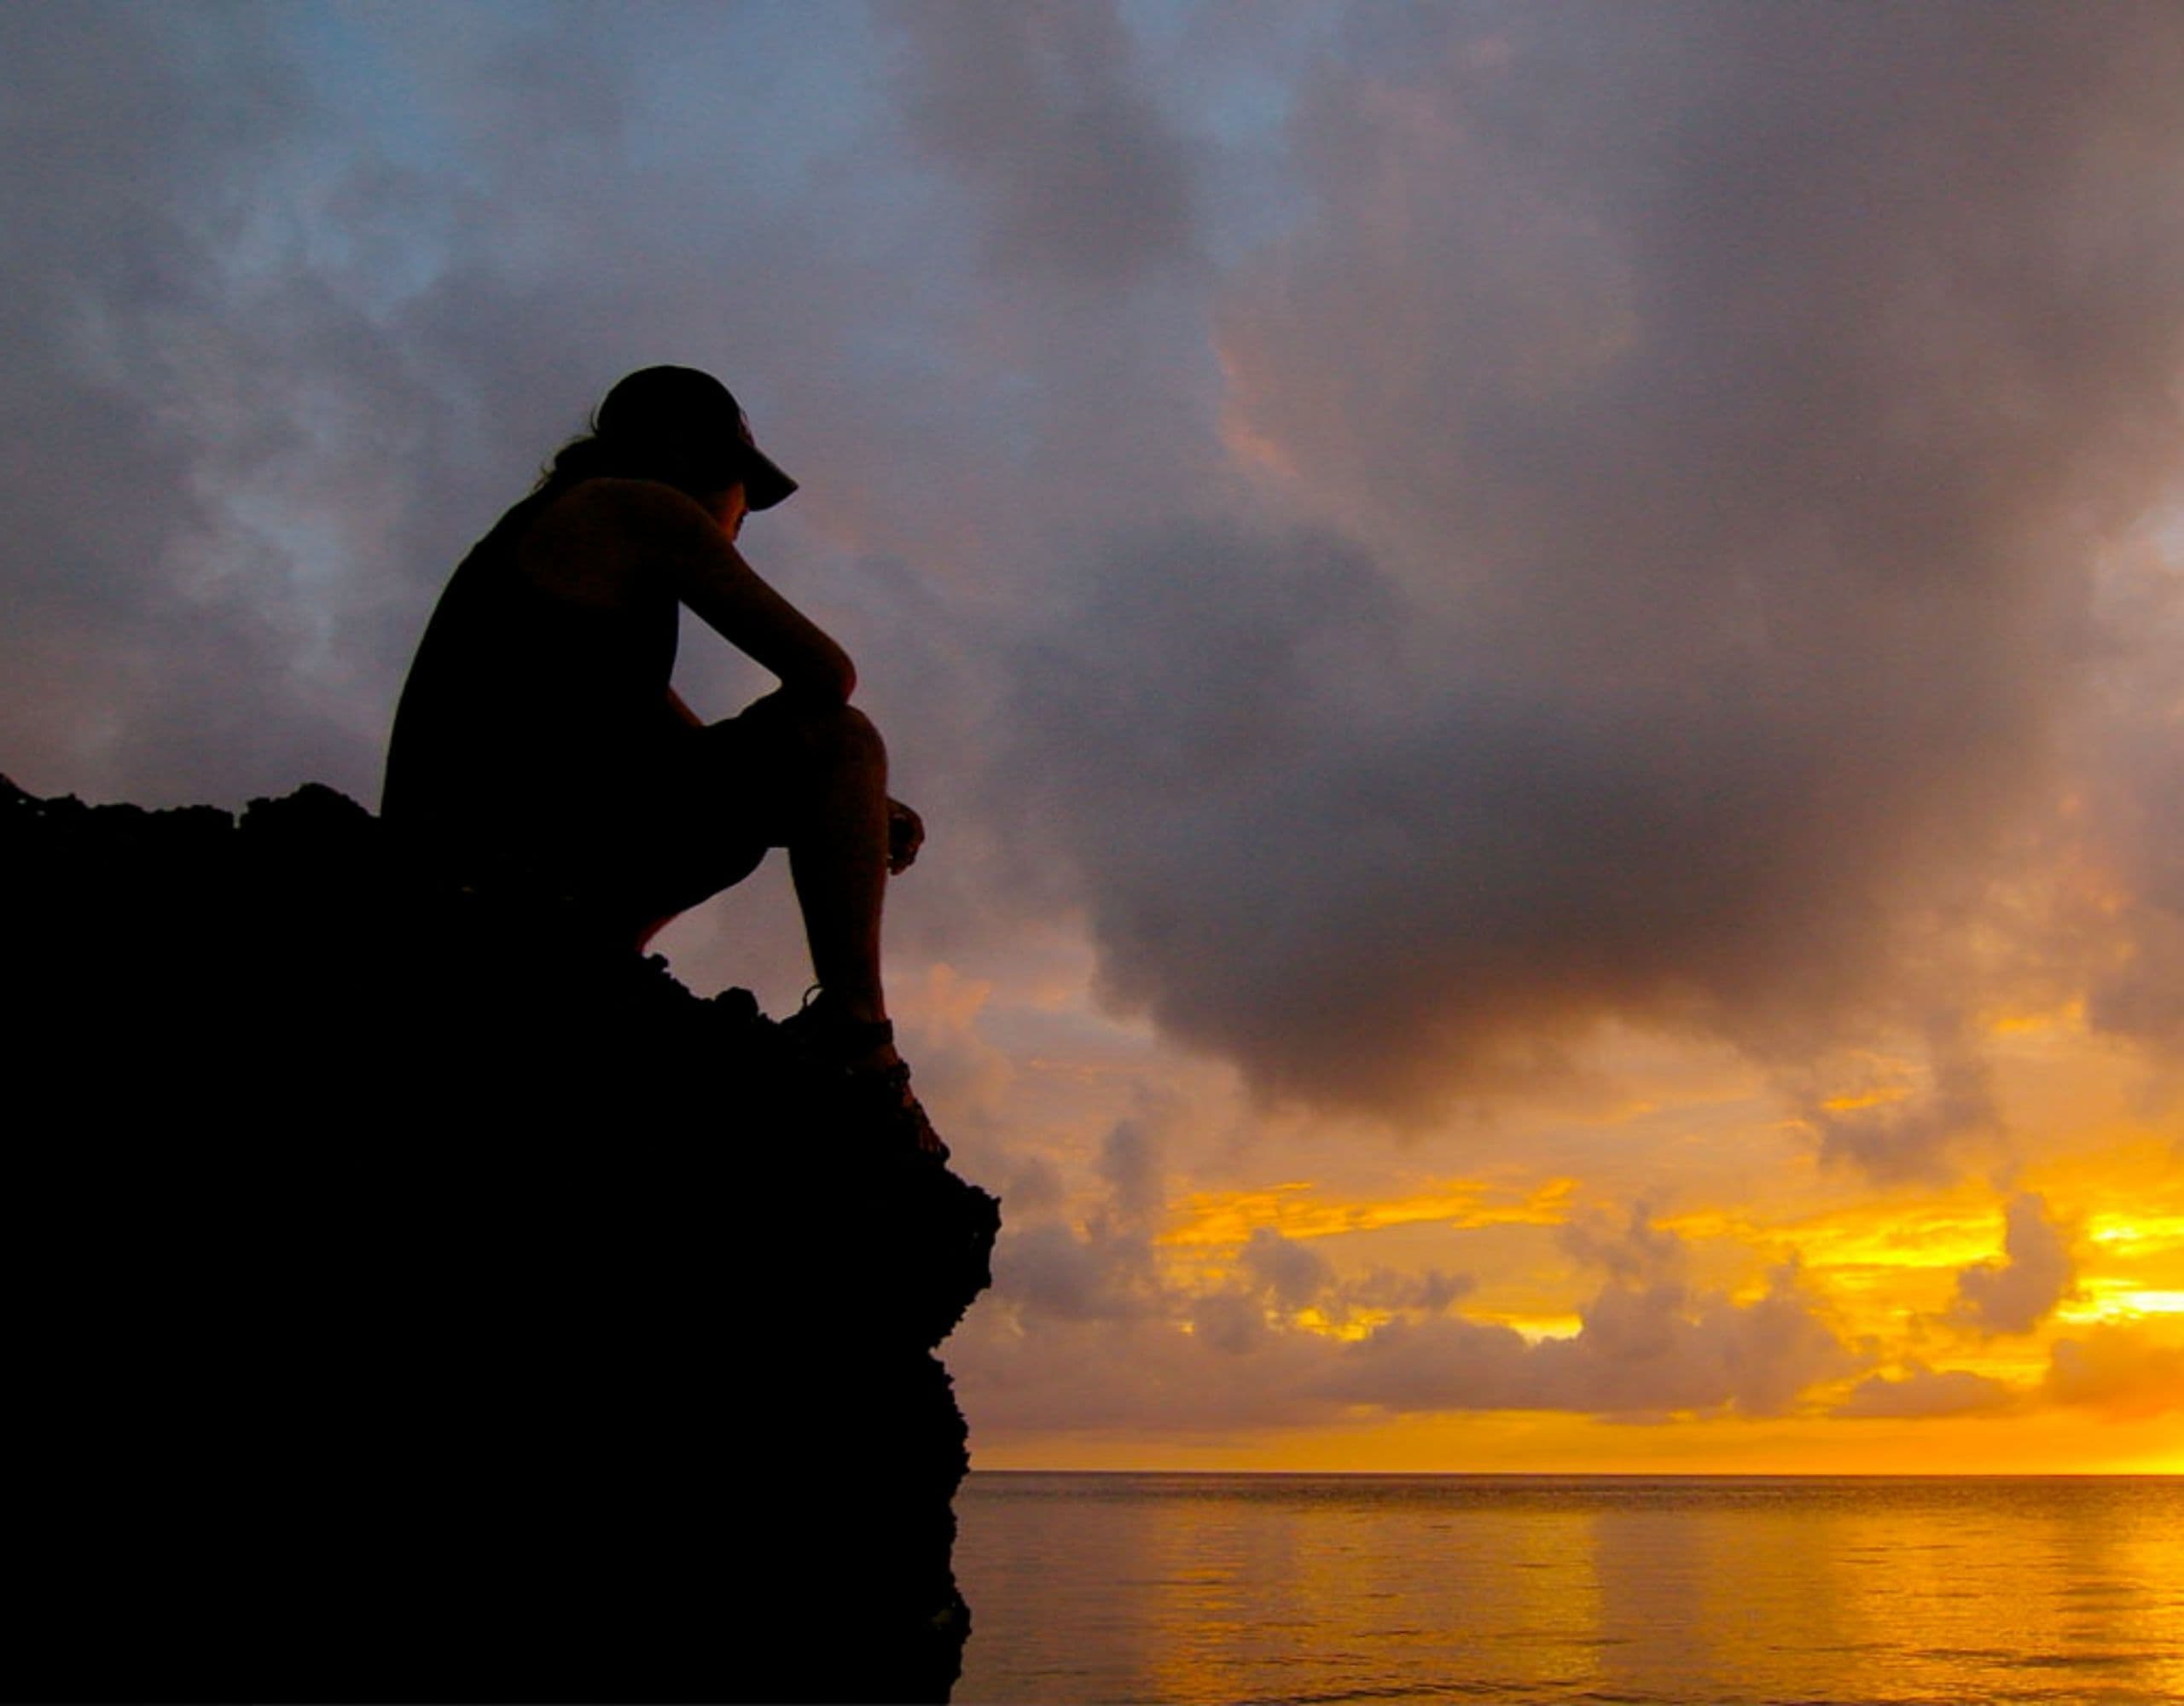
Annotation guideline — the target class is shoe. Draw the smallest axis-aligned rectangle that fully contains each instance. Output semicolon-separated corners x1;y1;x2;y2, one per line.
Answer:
779;989;948;1158
778;986;896;1068
854;1059;950;1161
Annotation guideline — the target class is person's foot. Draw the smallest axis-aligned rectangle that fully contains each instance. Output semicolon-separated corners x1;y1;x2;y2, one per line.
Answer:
780;990;946;1157
780;986;899;1071
853;1059;949;1160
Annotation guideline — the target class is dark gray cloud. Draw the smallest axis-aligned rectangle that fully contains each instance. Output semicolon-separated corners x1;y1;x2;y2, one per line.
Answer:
1000;4;2184;1168
1096;1117;1165;1224
1239;1227;1335;1314
1790;1029;2004;1186
961;1205;1857;1433
1344;1265;1474;1317
996;1217;1163;1326
1327;1214;1854;1420
0;4;643;804
986;1109;1179;1329
886;0;1198;287
2076;589;2184;1057
0;5;362;801
1836;1362;2015;1421
1952;1192;2077;1336
2043;1323;2184;1419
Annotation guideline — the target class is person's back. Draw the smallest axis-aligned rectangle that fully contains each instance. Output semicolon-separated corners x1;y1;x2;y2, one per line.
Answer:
384;480;685;896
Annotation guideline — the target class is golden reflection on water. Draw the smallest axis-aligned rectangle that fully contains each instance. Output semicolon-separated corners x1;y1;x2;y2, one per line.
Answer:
954;1473;2184;1704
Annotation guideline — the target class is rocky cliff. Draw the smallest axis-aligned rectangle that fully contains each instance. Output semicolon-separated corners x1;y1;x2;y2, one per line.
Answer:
3;776;1000;1703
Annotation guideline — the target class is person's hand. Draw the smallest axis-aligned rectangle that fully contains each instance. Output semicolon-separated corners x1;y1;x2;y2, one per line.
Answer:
886;798;925;875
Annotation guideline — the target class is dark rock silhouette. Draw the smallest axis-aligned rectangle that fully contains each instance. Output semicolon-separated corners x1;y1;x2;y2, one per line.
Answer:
3;775;999;1703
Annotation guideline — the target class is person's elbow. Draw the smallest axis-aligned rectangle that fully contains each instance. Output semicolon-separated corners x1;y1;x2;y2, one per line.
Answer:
784;644;857;704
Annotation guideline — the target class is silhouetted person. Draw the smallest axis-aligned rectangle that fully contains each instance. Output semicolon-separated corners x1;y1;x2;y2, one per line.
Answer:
386;365;937;1147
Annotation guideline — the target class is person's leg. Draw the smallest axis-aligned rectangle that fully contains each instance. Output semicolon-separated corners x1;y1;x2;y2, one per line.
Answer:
682;697;944;1153
712;697;900;1067
783;703;894;1040
622;805;768;954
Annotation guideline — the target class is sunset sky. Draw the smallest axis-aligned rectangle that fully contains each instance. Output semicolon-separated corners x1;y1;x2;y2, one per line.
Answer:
7;2;2181;1473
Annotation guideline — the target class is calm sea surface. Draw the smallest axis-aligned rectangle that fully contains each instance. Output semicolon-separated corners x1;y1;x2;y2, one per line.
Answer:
951;1473;2184;1705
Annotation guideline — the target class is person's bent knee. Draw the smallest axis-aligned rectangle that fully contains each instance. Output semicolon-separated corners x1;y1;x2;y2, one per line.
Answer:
798;700;885;775
741;695;886;777
828;701;885;762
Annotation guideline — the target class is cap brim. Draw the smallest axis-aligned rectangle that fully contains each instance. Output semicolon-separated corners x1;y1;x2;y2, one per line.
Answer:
742;448;798;510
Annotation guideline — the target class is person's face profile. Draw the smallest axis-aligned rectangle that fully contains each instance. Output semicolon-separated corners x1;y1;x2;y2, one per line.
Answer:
712;481;750;542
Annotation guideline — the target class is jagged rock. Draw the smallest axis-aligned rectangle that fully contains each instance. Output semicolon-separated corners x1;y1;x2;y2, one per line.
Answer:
3;776;1000;1703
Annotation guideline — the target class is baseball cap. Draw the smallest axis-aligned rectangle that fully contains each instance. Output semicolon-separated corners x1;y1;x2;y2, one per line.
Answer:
595;365;799;509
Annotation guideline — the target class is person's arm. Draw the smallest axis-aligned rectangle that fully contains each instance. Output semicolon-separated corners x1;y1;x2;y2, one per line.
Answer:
655;496;856;702
582;483;928;874
547;479;857;701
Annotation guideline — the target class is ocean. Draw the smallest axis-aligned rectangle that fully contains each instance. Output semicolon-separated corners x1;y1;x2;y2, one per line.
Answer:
951;1472;2184;1705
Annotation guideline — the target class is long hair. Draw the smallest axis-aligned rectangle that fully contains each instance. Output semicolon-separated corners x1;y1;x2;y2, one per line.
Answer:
534;418;741;500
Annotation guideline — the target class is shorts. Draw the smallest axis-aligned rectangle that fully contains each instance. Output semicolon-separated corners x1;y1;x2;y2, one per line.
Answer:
604;712;779;919
398;702;786;926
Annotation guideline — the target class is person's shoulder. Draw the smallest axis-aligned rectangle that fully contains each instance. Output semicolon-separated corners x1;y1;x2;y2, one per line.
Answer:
515;478;722;605
544;476;714;537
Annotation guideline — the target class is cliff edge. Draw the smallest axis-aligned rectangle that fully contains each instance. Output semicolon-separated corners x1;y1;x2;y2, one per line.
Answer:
3;777;1000;1703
